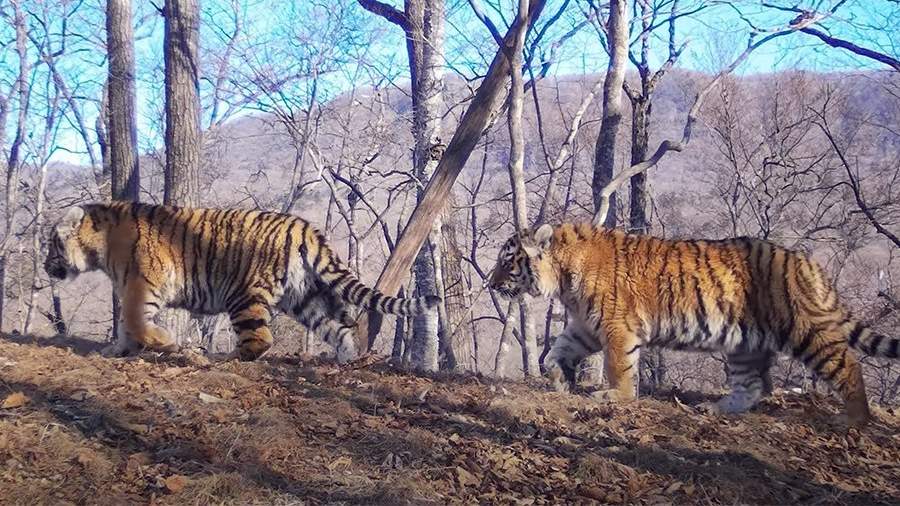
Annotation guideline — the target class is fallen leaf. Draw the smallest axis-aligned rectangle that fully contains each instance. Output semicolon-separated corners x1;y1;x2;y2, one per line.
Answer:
664;481;682;494
456;465;478;487
326;456;352;472
164;474;189;493
198;392;224;404
75;449;97;467
1;392;29;409
69;390;96;401
119;421;149;434
211;408;230;423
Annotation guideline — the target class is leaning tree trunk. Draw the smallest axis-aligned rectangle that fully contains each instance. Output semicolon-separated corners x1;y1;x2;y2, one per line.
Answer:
162;0;202;347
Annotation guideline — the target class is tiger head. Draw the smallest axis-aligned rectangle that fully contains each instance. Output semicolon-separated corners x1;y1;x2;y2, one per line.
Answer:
488;224;555;298
44;206;105;281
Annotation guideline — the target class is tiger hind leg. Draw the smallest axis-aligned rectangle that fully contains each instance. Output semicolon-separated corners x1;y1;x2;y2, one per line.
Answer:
705;351;774;414
281;288;357;364
229;298;274;361
544;326;599;393
792;324;870;428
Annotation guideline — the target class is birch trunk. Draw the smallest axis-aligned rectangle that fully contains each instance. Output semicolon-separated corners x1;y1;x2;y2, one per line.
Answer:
0;2;30;332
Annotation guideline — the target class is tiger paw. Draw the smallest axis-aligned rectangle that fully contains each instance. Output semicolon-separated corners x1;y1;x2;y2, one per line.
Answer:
546;364;575;393
100;341;134;358
335;338;358;365
590;389;627;403
697;401;724;415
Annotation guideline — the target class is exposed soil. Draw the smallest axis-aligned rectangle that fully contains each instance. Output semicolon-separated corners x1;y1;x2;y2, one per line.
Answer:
1;333;899;505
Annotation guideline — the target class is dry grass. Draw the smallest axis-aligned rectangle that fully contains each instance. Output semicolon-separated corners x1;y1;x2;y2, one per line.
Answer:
1;333;899;505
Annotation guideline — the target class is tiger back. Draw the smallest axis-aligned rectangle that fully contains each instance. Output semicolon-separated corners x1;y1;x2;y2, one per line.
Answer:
44;202;439;362
488;222;899;428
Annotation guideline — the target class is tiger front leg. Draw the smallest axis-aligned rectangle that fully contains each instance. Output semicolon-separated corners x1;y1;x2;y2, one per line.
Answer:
544;327;595;393
106;281;177;357
592;322;640;403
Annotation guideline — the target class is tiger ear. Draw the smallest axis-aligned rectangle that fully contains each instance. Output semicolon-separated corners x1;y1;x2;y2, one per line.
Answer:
523;224;553;257
56;206;85;239
533;224;553;248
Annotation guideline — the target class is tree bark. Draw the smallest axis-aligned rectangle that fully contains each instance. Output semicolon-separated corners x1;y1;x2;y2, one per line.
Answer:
439;212;472;369
356;0;546;351
408;0;445;372
0;1;30;333
591;0;629;228
107;0;141;202
505;0;539;376
163;0;201;207
358;0;446;371
162;0;202;347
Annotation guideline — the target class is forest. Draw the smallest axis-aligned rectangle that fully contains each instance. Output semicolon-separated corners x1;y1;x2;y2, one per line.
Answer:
1;0;899;504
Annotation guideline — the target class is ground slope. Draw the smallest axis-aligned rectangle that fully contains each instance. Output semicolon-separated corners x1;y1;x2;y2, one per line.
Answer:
0;334;899;505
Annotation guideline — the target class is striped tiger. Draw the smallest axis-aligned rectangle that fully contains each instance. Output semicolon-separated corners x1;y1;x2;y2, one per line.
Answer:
44;202;439;362
487;222;898;428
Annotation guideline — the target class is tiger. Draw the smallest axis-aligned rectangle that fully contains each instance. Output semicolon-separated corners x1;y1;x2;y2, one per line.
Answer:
487;222;899;428
43;202;439;363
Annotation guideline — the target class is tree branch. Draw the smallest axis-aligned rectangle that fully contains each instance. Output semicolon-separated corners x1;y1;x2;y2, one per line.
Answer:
357;0;409;30
592;29;795;226
799;27;900;72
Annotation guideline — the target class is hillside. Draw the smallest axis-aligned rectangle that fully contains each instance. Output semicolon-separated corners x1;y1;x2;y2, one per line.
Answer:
1;334;899;505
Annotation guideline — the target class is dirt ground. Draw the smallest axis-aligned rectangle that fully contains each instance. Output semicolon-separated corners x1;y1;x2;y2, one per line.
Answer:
1;334;899;505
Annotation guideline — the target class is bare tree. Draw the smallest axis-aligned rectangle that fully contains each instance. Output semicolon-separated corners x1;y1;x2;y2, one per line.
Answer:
0;0;30;332
108;0;141;201
162;0;202;347
358;0;448;371
355;0;547;362
164;0;201;207
590;0;629;228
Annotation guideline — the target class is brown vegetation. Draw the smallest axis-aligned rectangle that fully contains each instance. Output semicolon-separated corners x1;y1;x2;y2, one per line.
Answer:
1;334;899;505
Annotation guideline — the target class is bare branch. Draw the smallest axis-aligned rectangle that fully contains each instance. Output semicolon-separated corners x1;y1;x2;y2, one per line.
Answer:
799;27;900;72
357;0;409;29
592;29;795;226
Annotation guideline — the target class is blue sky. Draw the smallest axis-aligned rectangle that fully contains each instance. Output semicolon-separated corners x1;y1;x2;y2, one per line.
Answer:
2;0;895;167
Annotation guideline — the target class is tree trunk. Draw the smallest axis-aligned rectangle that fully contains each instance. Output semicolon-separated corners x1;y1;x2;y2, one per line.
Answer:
439;212;472;370
163;0;201;207
107;0;141;202
355;1;546;350
0;1;30;333
505;0;540;376
629;96;650;234
162;0;202;347
107;0;142;343
493;302;517;377
630;94;667;392
591;0;629;228
403;0;446;372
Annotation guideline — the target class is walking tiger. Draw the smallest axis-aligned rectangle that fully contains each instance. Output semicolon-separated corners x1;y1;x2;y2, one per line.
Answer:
44;202;439;362
487;223;898;428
